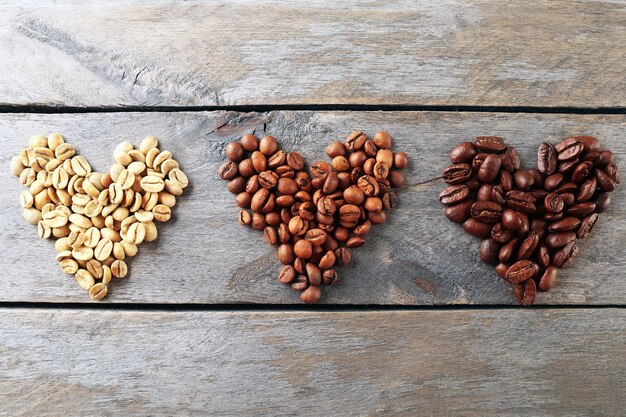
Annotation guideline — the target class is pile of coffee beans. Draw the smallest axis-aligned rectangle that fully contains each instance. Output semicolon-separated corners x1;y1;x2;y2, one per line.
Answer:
440;136;619;305
219;132;407;303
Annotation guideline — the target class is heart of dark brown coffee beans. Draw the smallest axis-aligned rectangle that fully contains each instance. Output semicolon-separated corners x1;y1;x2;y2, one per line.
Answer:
219;132;408;303
440;135;619;305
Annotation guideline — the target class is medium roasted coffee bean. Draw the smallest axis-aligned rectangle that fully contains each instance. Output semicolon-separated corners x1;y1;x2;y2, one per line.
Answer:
516;278;536;306
276;164;296;179
439;184;470;205
555;137;584;161
477;154;501;183
358;175;380;197
267;150;286;169
317;196;336;216
225;141;244;162
505;191;536;214
364;197;383;213
552;241;578;268
382;192;397;210
475;136;506;153
463;218;492;238
514;170;534;191
538;266;558;292
236;192;252;208
517;232;539;259
345;131;367;151
347;236;366;248
318;250;336;269
373;162;389;180
491;222;516;243
548;217;581;232
343;185;364;205
227;176;247;194
285;151;304;170
363;158;376;175
264;227;279;245
368;210;386;224
237;159;256;179
536;244;550;268
471;201;502;224
498;238;519;263
577;213;598;239
537;143;557;174
443;163;472;185
571;161;593;184
278;223;291;243
251;151;267;173
334;226;349;242
543;211;563;222
389;170;406;189
251;213;267;230
325;141;346;158
334;247;351;266
238;210;251;225
258;171;279;189
310;160;332;178
339;204;361;224
293;257;306;275
276;194;296;207
444;199;475;224
505;260;538;284
294;239;313;259
595;192;611;213
266;212;281;226
322;172;339;194
450;142;477;163
545;232;576;248
240;134;259;152
259;135;279;156
353;220;372;236
373;131;392;149
363;140;378;157
277;243;296;265
566;202;596;218
594;168;616;191
394;152;409;169
322;269;339;285
279;265;296;284
251;188;273;213
297;202;316;221
246;175;260;194
544;192;564;213
500;146;521;172
291;275;308;291
288;215;308;236
479;239;500;265
576;177;597;202
218;161;238;180
349;151;368;168
305;263;322;286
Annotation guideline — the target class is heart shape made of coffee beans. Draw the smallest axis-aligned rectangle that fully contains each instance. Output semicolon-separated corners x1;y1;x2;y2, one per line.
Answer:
10;133;189;300
440;135;619;305
218;132;408;303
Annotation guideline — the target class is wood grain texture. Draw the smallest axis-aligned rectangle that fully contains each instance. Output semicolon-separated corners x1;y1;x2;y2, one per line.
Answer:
1;0;625;107
1;110;625;305
0;308;624;416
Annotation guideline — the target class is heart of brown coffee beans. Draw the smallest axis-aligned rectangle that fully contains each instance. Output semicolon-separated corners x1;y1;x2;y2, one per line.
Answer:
440;135;619;305
218;131;408;303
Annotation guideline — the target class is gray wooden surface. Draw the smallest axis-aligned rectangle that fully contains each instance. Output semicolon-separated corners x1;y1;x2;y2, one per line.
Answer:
1;0;625;107
1;111;624;305
0;308;623;417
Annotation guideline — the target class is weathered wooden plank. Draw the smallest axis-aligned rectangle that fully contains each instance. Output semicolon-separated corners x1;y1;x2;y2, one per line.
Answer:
0;308;623;416
1;1;625;107
1;111;625;304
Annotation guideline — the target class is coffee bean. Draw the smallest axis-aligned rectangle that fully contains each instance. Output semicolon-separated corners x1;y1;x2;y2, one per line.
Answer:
537;143;557;174
502;209;523;231
505;191;536;214
576;177;597;202
498;238;519;263
251;151;267;173
480;239;500;265
267;150;286;169
555;137;584;161
334;247;351;266
388;171;405;188
463;218;492;238
505;260;538;283
595;192;611;213
596;150;614;166
516;278;536;306
495;263;509;278
547;217;581;232
558;159;578;175
443;163;472;185
439;185;470;205
594;168;616;191
218;161;238;180
566;202;596;218
476;184;493;201
536;244;550;268
544;192;564;213
382;192;397;210
322;269;339;285
554;182;577;194
394;152;409;169
475;136;506;153
571;161;593;184
501;146;521;172
552;241;578;268
258;171;279;190
240;134;259;152
605;162;620;184
513;170;534;191
291;274;308;291
450;142;477;163
444;199;475;224
264;227;279;245
236;192;252;208
345;131;367;152
577;213;598;239
225;141;244;162
545;232;576;248
491;222;516;243
538;266;558;292
560;193;576;207
277;243;296;265
294;239;313;259
517;232;539;259
543;173;563;191
227;177;247;194
278;265;296;284
491;185;506;205
288;215;308;236
323;172;339;194
477;154;502;183
471;201;502;224
339;204;361;225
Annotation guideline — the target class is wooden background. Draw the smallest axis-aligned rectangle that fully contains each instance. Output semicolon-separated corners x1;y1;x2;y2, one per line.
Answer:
0;1;624;416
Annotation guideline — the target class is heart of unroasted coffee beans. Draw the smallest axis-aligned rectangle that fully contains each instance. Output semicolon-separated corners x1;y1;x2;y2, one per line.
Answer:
219;131;408;303
10;133;189;300
440;135;619;305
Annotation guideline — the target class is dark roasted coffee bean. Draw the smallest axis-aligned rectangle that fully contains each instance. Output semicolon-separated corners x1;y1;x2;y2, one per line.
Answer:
514;170;534;191
227;176;247;194
491;185;506;205
477;184;493;201
463;218;492;238
505;191;536;214
498;238;519;263
471;201;502;223
548;217;581;232
477;154;502;183
443;163;472;184
577;213;598;239
571;161;593;184
466;177;481;192
544;192;564;213
505;260;538;284
538;266;558;292
536;244;550;268
444;200;475;223
517;232;539;260
582;150;600;164
334;247;351;266
554;182;577;194
529;190;548;201
529;168;543;189
545;232;576;248
605;162;620;184
552;241;578;268
480;239;500;265
495;263;509;279
279;265;296;284
555;137;584;161
566;202;596;218
576;136;600;152
516;278;536;306
558;159;578;175
596;150;614;167
491;222;516;243
595;192;611;213
439;184;470;205
530;218;547;238
500;146;521;172
472;153;489;172
560;193;575;206
537;143;557;174
576;177;597;202
543;173;564;192
594;168;616;192
218;161;238;180
500;170;514;191
502;209;523;232
450;142;477;163
475;136;506;153
543;211;563;222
